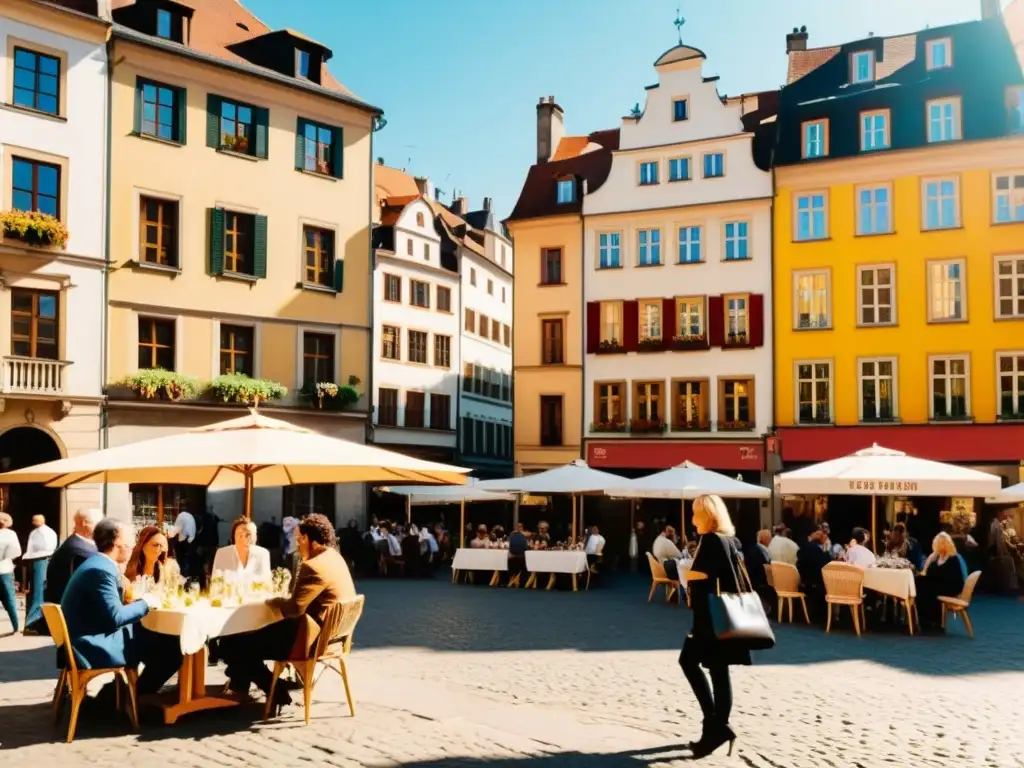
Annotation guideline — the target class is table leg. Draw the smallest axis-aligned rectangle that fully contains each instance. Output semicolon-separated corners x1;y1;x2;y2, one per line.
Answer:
905;599;915;635
571;574;578;593
524;573;537;589
451;569;458;584
545;573;556;591
489;570;500;587
161;648;244;725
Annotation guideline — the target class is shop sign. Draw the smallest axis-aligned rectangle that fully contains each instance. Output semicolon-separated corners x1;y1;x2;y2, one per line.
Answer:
848;480;920;492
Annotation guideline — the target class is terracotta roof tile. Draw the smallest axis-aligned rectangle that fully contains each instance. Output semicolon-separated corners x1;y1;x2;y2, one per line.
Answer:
373;164;420;202
787;46;841;84
551;136;590;161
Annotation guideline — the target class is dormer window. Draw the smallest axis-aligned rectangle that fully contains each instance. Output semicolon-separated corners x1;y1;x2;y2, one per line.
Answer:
156;9;172;38
296;49;311;79
556;178;575;204
851;50;875;84
926;38;952;70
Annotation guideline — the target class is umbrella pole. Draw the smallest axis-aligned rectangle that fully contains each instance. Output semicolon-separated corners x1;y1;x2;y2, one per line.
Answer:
680;498;685;542
243;470;253;519
459;499;465;548
871;494;877;554
571;494;577;541
580;495;585;536
513;497;520;527
406;496;412;526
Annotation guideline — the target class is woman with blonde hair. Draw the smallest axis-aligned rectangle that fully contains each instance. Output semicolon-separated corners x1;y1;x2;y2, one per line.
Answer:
916;531;967;631
679;494;749;758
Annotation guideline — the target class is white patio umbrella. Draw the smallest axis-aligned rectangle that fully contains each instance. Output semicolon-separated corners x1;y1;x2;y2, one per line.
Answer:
987;482;1024;504
380;480;516;547
0;409;468;517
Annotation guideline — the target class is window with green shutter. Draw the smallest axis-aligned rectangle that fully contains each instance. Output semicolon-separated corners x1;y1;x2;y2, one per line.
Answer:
209;208;265;278
295;117;343;178
135;78;186;143
207;94;269;158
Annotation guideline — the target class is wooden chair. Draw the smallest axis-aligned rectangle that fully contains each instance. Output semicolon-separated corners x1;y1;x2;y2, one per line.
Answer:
940;570;982;638
822;562;866;636
41;603;138;743
769;561;810;624
264;595;365;724
646;552;681;605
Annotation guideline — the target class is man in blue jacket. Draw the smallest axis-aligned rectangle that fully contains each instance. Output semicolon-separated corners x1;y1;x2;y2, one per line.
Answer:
60;517;180;695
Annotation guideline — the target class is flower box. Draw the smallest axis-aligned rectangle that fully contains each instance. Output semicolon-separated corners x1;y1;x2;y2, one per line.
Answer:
673;420;709;432
671;334;709;351
596;340;624;355
1;210;69;249
118;369;202;401
637;337;664;352
717;420;754;432
211;374;287;405
724;333;751;348
629;419;667;434
590;421;627;434
299;377;361;410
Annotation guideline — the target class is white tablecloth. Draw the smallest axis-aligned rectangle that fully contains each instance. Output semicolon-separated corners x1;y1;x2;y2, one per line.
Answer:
863;567;916;601
676;559;693;584
142;600;282;655
451;548;508;572
525;550;588;575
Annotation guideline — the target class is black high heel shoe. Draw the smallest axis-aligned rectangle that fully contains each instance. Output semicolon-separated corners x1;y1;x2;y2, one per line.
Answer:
686;719;713;750
690;724;736;759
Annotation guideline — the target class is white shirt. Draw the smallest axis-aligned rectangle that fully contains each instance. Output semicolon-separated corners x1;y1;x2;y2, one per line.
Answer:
421;530;439;554
585;534;606;555
212;544;272;580
652;534;682;562
845;543;877;568
25;524;58;560
386;534;402;557
0;528;22;574
171;511;196;543
768;535;800;566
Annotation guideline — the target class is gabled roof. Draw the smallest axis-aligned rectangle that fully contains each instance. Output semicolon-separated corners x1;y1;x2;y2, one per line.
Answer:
654;44;707;67
787;46;841;84
551;135;590;161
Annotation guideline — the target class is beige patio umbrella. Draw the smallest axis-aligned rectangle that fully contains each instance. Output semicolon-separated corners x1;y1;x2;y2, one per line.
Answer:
0;410;468;517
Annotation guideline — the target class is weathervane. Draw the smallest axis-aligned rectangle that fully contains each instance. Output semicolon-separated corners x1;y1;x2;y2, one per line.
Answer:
674;6;685;45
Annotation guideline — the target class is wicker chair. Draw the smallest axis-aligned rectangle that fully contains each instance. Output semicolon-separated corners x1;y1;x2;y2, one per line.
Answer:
42;603;138;743
646;552;681;605
939;570;982;638
822;562;866;636
264;595;365;724
769;561;810;624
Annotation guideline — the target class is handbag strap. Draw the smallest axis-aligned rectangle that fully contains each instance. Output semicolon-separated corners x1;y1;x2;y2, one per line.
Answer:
714;533;752;595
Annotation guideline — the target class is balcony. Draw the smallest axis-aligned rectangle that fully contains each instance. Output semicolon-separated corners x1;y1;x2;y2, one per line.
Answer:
2;356;68;396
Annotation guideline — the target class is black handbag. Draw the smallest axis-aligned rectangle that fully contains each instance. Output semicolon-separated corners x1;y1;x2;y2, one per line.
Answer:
706;534;776;651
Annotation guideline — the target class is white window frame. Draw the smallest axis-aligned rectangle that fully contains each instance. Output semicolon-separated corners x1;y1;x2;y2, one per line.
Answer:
725;294;749;339
926;258;967;323
792;268;831;330
858;357;898;422
638;161;659;186
640;300;661;340
802;120;827;159
995;255;1024;319
794;192;828;241
556;179;575;204
928;354;971;420
851;50;875;84
922;177;961;230
860;110;890;151
676;297;705;338
926;38;952;70
600;301;622;344
997;351;1024;419
794;359;834;425
926;97;962;143
856;263;897;327
993;171;1024;224
677;225;701;263
637;228;661;266
668;156;691;182
723;221;749;260
855;183;892;235
597;231;621;269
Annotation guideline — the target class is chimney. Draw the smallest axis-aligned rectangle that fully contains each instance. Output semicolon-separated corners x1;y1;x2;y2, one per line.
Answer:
981;0;1001;19
786;25;809;54
483;197;493;212
414;176;433;200
452;196;468;216
536;95;565;164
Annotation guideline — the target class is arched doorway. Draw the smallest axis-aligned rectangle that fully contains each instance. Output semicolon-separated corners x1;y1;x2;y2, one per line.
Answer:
0;426;63;549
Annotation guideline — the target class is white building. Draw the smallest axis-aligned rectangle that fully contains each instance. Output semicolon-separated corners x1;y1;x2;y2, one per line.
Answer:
580;40;777;487
0;0;108;538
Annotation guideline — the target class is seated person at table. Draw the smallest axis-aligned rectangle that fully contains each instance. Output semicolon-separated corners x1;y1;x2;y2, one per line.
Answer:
469;525;492;549
797;527;832;599
767;525;799;566
213;516;272;580
61;518;181;695
125;525;169;583
219;514;357;708
401;525;424;576
42;508;101;606
507;523;529;580
916;532;967;631
743;529;772;591
534;521;551;549
843;528;877;568
884;523;924;571
653;525;683;580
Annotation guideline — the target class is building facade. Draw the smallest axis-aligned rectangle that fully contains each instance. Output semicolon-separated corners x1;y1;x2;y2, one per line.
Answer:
105;0;380;529
581;43;777;491
773;10;1024;486
0;0;108;539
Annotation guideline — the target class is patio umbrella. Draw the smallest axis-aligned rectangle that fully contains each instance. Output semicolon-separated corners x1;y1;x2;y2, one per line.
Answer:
987;482;1024;504
0;410;468;517
380;480;516;547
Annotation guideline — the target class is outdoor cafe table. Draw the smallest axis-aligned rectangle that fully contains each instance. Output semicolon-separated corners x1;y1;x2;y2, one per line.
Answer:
524;550;589;592
862;567;918;634
142;599;282;723
451;547;508;585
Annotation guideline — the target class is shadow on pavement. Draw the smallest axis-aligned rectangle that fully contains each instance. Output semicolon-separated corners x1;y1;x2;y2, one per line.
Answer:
393;744;697;767
0;645;58;684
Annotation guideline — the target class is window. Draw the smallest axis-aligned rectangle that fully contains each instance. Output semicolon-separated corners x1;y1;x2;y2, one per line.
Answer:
377;388;398;426
540;396;563;446
856;185;891;235
405;392;425;428
860;358;896;422
594;382;624;426
462;363;473;393
137;79;184;143
923;178;959;230
926;38;952;70
12;47;60;115
676;297;704;339
802;120;828;159
302;332;334;385
994;173;1024;223
139;196;178;266
556;178;575;203
137;316;174;370
503;325;511;347
130;485;205;528
673;98;689;121
429;394;451;431
470;268;477;286
303;226;334;287
668;157;691;182
858;265;895;326
1010;86;1024;133
156;8;173;39
406;238;413;256
297;118;342;177
542;319;564;364
673;379;707;430
998;353;1024;418
223;211;256;274
478;314;488;336
296;49;312;80
415;212;425;227
282;485;335;525
719;378;754;428
795;193;827;241
796;362;832;424
218;98;256;155
501;287;506;303
851;50;875;83
794;270;830;329
423;243;430;260
637;228;661;266
491;318;500;342
996;256;1024;318
598;232;621;269
410;280;430;308
632;381;662;425
724;221;749;260
639;161;659;186
927;260;965;322
408;330;428;364
12;157;59;218
437;286;451;312
703;152;724;178
930;356;969;420
502;372;511;402
384;273;401;302
725;294;749;344
677;226;701;263
214;323;253;376
434;335;451;369
927;98;961;143
11;289;58;359
464;308;475;332
381;325;400;360
861;110;890;151
487;279;494;296
639;299;661;341
600;302;622;344
541;248;562;284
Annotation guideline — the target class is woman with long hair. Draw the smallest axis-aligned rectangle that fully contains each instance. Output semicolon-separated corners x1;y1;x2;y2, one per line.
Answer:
917;531;968;630
212;516;271;579
125;525;169;583
680;494;750;758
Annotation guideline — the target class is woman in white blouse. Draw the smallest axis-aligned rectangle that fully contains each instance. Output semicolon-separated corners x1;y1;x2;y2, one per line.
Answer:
212;516;271;580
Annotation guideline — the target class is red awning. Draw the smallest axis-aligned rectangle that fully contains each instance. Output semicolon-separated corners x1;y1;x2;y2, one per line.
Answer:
587;440;764;471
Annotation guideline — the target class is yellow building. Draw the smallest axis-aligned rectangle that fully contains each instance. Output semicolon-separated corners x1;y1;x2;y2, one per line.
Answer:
506;98;616;472
773;17;1024;482
105;0;380;525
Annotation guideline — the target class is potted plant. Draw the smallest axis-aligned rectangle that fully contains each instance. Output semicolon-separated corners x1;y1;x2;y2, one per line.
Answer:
597;339;624;354
299;375;362;411
236;135;250;153
590;420;627;433
637;337;663;352
718;419;753;431
671;334;708;351
118;369;202;401
210;374;287;405
725;332;750;347
316;159;331;174
0;210;70;249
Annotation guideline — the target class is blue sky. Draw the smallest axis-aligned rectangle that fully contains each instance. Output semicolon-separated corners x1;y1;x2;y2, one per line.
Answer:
245;0;1001;219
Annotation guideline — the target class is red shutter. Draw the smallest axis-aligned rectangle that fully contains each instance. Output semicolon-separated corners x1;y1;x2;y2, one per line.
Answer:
708;295;725;347
749;293;764;347
586;302;600;354
623;300;639;352
662;297;676;349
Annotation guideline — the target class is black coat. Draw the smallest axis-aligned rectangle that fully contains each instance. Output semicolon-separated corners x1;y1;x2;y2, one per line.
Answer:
43;534;96;604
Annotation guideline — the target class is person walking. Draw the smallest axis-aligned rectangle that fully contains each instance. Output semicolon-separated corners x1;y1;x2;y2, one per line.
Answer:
0;513;22;635
22;514;57;634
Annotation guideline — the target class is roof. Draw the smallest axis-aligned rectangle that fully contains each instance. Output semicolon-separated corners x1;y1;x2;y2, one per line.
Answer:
787;46;841;84
551;135;590;161
653;44;707;67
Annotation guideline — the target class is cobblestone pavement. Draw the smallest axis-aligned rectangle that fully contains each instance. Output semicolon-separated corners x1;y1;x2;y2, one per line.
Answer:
2;574;1023;768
